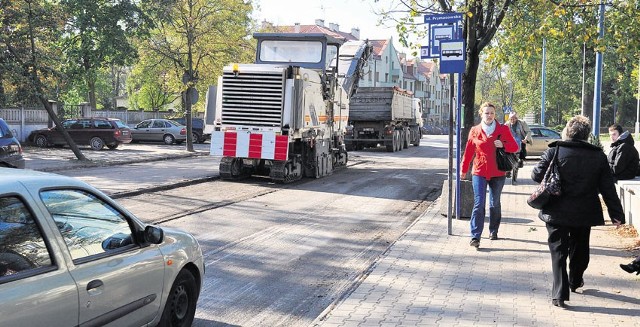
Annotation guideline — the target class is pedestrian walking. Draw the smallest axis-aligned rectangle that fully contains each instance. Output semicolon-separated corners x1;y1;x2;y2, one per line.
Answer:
607;124;639;182
505;112;532;185
461;102;518;248
620;256;640;275
531;115;624;309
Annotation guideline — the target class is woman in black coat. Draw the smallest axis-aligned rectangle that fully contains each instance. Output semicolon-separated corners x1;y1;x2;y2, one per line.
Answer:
531;115;624;309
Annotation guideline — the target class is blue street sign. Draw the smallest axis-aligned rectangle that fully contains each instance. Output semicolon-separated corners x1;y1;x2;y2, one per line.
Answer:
424;13;463;24
439;40;465;74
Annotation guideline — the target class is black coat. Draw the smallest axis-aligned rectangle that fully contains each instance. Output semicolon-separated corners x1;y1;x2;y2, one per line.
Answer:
531;140;625;227
607;132;639;181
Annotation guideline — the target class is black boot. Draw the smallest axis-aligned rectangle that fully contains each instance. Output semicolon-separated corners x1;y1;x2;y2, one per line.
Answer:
620;260;640;275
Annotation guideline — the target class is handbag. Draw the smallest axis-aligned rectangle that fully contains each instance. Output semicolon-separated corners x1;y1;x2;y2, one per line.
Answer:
527;145;562;209
495;136;518;171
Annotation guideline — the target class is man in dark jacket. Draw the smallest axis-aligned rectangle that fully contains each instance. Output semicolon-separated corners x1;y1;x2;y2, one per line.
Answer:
607;124;639;181
531;115;624;309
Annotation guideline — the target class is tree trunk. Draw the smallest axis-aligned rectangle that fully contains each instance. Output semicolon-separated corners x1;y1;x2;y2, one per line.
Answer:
39;97;87;161
461;42;481;149
87;77;97;112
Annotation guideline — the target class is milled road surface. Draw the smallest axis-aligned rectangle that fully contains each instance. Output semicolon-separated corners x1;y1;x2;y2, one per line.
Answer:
48;136;451;326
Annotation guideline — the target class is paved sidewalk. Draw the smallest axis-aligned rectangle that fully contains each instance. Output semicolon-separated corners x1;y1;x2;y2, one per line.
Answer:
313;164;640;327
22;144;209;172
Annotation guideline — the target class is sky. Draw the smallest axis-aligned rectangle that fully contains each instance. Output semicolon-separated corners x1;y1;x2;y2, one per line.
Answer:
252;0;415;54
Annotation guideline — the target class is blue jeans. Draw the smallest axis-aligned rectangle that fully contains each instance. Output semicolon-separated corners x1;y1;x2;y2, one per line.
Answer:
470;175;506;239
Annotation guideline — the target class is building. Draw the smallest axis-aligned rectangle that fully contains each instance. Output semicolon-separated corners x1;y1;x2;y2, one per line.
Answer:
263;19;454;127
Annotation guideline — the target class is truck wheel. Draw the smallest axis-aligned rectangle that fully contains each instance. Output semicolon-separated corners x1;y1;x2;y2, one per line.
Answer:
403;131;409;149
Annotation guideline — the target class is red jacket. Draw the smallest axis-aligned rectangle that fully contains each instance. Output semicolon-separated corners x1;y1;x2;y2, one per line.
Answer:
461;122;519;179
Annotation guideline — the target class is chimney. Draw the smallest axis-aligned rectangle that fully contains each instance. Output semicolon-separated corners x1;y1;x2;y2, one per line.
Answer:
351;28;360;40
315;19;324;27
328;23;337;31
294;23;300;33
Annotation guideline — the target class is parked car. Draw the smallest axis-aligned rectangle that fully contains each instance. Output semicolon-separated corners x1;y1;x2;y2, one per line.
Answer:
28;117;132;150
527;125;562;157
172;117;210;143
131;119;187;145
0;168;204;326
0;118;25;169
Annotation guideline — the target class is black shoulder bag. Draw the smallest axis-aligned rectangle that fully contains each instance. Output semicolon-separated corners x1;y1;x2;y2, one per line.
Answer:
496;135;518;171
527;145;562;209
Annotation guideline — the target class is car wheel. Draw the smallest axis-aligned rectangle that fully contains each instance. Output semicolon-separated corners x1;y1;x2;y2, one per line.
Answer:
163;134;175;145
106;143;119;150
90;137;105;150
157;269;198;327
191;132;200;143
34;135;48;147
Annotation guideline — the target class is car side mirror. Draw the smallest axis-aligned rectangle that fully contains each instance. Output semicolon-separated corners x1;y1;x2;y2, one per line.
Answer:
144;225;164;244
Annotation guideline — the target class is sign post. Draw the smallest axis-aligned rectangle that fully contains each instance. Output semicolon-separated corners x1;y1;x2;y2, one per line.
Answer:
424;13;465;235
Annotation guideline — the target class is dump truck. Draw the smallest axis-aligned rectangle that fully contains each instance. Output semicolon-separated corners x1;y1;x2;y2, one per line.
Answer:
345;86;423;152
204;33;372;183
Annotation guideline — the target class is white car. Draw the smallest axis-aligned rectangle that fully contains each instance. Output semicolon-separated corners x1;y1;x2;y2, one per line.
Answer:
0;168;204;327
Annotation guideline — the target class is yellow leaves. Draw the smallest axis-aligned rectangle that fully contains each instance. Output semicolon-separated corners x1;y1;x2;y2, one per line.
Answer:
466;11;473;18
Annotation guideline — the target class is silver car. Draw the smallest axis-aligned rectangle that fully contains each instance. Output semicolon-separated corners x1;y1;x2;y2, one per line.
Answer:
527;125;562;157
0;168;204;327
131;119;187;145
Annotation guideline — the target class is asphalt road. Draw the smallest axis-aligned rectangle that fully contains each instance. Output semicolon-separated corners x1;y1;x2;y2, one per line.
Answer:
45;136;451;326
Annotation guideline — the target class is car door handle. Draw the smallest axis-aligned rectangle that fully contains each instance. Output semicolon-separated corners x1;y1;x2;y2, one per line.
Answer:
87;279;104;291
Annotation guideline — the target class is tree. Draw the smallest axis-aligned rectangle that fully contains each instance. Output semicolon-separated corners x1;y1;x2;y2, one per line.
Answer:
139;0;253;151
0;0;86;160
491;0;640;129
375;0;514;145
60;0;150;111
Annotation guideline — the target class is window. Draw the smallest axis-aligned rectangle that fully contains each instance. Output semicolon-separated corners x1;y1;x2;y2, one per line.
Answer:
259;40;323;63
40;190;134;261
94;120;113;129
137;120;152;129
62;120;78;129
152;120;166;128
540;129;560;138
0;196;53;278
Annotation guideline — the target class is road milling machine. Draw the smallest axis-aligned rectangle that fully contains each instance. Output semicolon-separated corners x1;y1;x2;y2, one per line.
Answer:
205;33;372;183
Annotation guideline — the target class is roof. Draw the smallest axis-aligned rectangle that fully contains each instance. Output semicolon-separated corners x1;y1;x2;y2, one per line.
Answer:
368;39;390;59
269;24;357;42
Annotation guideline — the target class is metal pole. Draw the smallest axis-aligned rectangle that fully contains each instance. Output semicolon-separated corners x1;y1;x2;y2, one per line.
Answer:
448;74;454;236
592;1;605;137
456;73;462;222
581;42;586;116
636;56;640;139
541;38;547;126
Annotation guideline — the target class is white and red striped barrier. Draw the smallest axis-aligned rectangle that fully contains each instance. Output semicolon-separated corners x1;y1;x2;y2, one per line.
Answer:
210;131;289;161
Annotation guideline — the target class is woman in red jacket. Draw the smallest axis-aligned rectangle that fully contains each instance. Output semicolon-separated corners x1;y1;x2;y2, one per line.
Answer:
461;102;519;248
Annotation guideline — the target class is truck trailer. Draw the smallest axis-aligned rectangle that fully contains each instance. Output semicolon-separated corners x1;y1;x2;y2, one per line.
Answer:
345;86;423;152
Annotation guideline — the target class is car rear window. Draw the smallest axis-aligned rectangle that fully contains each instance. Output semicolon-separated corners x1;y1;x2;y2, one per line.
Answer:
113;120;128;129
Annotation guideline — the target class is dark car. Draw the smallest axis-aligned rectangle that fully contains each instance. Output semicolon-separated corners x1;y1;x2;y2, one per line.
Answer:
0;118;25;169
29;117;132;151
172;117;210;143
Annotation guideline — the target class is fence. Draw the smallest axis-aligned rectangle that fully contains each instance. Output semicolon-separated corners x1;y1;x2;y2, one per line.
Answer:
0;104;203;142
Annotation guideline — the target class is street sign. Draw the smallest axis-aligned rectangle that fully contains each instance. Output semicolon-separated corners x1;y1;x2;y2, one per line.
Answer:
439;40;465;74
424;13;463;24
429;25;455;57
420;46;430;59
